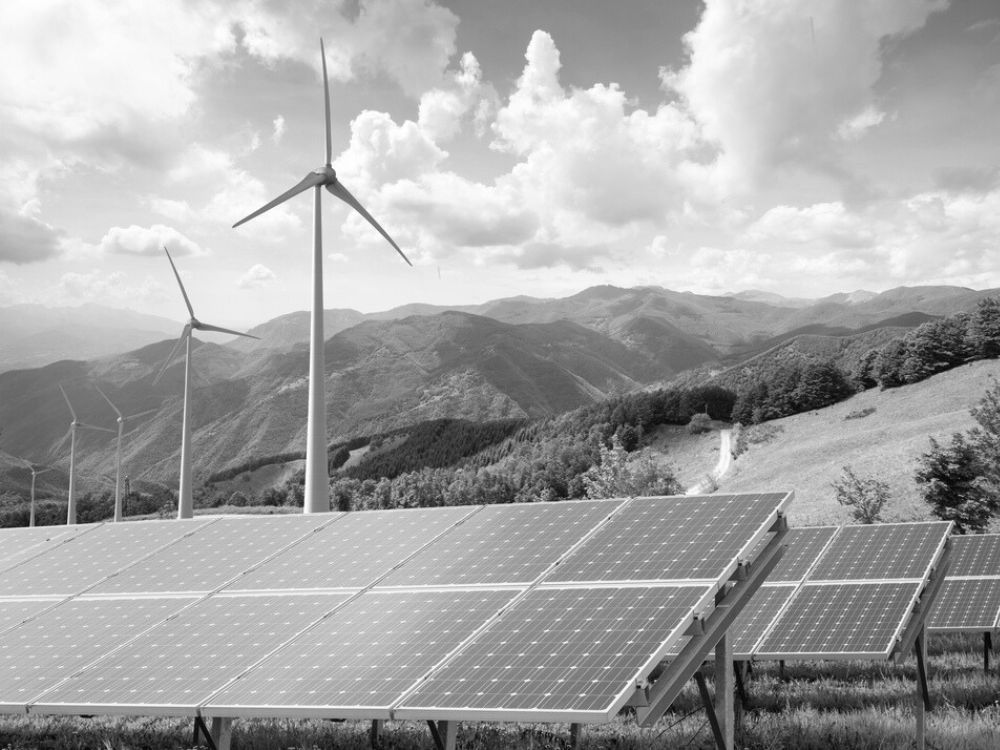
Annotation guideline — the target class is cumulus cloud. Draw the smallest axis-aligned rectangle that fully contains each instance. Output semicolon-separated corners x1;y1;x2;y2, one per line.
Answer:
746;203;875;249
54;270;169;307
272;115;286;144
663;0;947;192
0;204;62;264
99;224;203;257
237;263;276;288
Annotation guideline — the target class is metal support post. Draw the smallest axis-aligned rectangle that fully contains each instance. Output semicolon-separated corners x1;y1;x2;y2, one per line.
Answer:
915;628;929;750
371;719;384;748
427;719;458;750
733;660;750;711
569;723;582;749
192;715;218;750
985;632;993;674
210;717;232;750
694;671;727;750
714;633;734;749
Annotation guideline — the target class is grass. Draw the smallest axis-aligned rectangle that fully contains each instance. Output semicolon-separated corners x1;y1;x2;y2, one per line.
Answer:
2;635;997;749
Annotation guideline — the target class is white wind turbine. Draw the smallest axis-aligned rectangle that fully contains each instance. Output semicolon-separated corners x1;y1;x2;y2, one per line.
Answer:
58;385;114;525
95;385;159;522
157;247;258;520
232;39;411;514
28;465;51;527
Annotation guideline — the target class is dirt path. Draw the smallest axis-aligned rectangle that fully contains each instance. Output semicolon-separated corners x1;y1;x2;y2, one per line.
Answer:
685;428;734;495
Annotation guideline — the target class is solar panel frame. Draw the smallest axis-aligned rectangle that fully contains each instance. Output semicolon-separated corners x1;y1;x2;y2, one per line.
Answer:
941;534;1000;577
807;522;951;583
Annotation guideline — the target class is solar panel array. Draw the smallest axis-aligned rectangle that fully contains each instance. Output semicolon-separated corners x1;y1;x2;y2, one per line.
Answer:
724;522;951;661
927;533;1000;632
0;492;790;725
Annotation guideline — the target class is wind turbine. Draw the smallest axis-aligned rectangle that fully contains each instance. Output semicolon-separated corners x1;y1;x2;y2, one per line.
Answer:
95;385;159;522
28;465;51;527
59;385;114;525
232;38;412;514
157;247;258;520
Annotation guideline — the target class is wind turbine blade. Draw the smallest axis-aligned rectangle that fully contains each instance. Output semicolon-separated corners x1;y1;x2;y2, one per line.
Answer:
193;321;260;339
123;407;160;421
232;171;326;228
164;247;196;320
326;181;412;266
94;385;122;419
77;422;115;434
153;326;190;385
320;38;332;166
58;385;78;421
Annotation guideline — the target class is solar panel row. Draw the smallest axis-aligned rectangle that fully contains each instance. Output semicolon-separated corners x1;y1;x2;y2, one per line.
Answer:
927;534;1000;632
726;522;952;661
0;492;792;724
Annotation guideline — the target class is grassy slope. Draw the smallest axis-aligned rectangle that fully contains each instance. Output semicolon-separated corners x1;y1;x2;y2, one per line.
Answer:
715;358;1000;524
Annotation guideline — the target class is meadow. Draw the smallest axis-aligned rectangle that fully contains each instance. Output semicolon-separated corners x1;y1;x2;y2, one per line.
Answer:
0;633;995;749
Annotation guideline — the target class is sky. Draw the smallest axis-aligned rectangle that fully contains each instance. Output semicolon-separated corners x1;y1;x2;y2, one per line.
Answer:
1;0;999;329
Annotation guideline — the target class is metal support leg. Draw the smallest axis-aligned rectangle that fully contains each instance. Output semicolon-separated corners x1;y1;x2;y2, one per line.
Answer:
192;715;218;750
210;717;232;750
694;671;727;750
370;719;384;749
570;723;582;749
779;659;786;682
985;632;992;675
714;634;734;750
427;720;458;750
733;660;749;711
915;629;929;750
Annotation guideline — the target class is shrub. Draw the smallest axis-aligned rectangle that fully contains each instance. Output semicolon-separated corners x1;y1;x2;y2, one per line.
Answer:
687;413;713;435
844;407;876;421
832;466;890;524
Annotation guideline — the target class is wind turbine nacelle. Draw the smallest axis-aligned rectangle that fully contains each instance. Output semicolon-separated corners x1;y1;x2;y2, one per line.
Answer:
314;165;336;180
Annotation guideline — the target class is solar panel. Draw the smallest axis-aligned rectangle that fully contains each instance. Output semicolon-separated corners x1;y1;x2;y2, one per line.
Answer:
0;597;195;712
378;500;623;587
0;519;215;597
0;599;60;636
89;515;338;595
31;593;350;715
927;578;1000;631
762;527;837;583
755;582;922;660
808;523;948;581
546;493;790;584
941;534;1000;577
227;507;476;592
205;588;520;719
728;585;797;658
395;585;714;722
0;525;94;569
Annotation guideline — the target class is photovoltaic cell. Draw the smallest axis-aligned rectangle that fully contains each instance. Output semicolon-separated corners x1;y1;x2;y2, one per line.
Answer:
0;519;214;597
0;599;60;636
808;522;949;581
546;493;788;583
90;515;337;595
379;501;622;587
205;589;519;718
0;597;194;711
943;534;1000;577
396;585;713;721
755;582;921;659
927;578;1000;631
32;593;349;714
0;525;93;569
228;507;475;592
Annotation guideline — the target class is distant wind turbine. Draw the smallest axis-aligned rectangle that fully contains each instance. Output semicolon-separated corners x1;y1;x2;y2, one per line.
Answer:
232;38;412;514
156;247;258;520
28;465;51;527
95;385;159;522
58;385;114;525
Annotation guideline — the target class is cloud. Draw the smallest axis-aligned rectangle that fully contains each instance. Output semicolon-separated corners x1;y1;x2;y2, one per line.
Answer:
745;203;875;249
662;0;947;192
54;270;169;307
837;106;887;141
0;204;62;264
933;166;1000;194
98;224;203;257
237;263;276;288
272;115;286;144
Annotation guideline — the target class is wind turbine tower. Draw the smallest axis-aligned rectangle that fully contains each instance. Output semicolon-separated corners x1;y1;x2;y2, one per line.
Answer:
96;386;158;522
157;247;258;519
28;465;51;527
58;385;114;525
232;39;411;514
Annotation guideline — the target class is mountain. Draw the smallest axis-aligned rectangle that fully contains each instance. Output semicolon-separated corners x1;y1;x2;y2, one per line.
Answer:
0;304;181;373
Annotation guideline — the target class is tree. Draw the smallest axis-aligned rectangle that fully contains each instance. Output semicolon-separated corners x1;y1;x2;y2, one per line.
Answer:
687;412;712;434
916;433;997;533
966;297;1000;359
831;466;890;524
582;436;681;499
